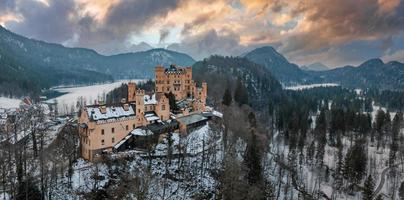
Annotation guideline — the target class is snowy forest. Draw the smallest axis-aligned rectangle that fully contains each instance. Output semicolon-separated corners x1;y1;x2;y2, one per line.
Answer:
1;82;404;200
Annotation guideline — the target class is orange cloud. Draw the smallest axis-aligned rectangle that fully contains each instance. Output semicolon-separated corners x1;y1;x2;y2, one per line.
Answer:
0;13;23;26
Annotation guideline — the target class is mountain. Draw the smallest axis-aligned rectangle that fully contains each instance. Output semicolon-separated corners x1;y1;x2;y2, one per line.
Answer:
105;48;195;78
243;46;311;84
311;58;404;90
192;55;283;111
0;25;195;96
301;62;329;71
127;42;154;52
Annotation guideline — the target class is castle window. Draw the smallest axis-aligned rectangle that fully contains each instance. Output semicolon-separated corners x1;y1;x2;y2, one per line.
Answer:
133;124;136;129
112;137;115;143
162;105;166;110
101;140;105;145
111;128;115;133
101;129;104;135
167;80;169;84
126;125;129;130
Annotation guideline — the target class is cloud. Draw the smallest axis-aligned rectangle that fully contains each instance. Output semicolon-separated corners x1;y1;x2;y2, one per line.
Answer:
168;28;258;60
159;29;170;43
1;0;404;66
278;0;404;56
382;49;404;62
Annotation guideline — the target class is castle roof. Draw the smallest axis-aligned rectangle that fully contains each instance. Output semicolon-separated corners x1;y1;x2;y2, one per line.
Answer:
87;105;135;121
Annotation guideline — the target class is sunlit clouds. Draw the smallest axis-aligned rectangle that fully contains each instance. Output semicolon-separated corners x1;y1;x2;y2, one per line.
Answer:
1;0;403;67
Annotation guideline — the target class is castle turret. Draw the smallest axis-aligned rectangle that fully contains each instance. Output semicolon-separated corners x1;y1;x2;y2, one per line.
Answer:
135;89;145;126
128;82;137;102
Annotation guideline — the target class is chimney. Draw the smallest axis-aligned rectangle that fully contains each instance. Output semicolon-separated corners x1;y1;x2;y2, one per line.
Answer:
100;105;107;114
123;103;129;111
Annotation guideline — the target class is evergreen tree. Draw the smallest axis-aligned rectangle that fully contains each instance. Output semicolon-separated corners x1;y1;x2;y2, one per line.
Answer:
222;87;232;106
16;177;42;200
399;181;404;200
344;140;367;185
243;133;262;185
165;92;178;111
234;78;248;106
362;175;374;200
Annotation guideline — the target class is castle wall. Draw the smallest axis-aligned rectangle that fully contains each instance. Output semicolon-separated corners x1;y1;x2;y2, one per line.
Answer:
79;111;136;160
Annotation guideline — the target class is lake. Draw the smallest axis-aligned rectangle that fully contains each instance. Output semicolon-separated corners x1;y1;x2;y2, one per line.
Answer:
46;80;142;115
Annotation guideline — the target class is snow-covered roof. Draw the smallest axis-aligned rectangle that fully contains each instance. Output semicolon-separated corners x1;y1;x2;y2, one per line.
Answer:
177;114;207;125
131;128;153;136
144;94;157;105
87;105;135;121
145;112;160;121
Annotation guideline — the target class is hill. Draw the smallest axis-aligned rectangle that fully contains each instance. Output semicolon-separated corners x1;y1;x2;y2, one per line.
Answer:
243;46;311;84
192;55;284;111
311;58;404;90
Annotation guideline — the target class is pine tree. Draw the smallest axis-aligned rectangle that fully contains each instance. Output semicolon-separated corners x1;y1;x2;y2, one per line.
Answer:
234;78;248;106
165;92;178;111
222;87;232;106
243;133;262;185
344;140;367;185
362;175;374;200
399;181;404;200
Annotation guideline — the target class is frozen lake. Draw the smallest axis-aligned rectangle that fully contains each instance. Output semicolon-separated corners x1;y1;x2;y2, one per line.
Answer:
285;83;339;90
46;80;142;114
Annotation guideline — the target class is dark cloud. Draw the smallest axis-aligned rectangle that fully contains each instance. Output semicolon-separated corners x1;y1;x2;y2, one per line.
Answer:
168;29;256;60
6;0;75;43
159;29;170;43
181;11;215;35
0;0;17;12
280;0;404;56
102;0;181;37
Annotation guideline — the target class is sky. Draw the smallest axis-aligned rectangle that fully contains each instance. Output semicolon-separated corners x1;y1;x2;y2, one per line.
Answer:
0;0;404;68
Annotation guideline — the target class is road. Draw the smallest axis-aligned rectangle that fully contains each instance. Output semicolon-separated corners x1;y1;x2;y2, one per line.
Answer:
372;162;404;199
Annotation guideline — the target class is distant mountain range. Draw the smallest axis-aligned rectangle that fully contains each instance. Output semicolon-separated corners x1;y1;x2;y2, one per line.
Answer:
242;46;404;90
310;59;404;90
0;26;195;96
301;62;329;71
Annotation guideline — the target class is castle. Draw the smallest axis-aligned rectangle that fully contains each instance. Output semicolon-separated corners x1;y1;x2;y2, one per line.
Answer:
78;65;208;161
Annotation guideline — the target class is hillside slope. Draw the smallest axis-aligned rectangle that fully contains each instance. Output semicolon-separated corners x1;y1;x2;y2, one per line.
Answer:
311;59;404;90
192;56;284;111
243;46;311;84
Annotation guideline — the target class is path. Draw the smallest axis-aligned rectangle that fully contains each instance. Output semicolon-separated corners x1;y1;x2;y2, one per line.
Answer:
372;162;404;199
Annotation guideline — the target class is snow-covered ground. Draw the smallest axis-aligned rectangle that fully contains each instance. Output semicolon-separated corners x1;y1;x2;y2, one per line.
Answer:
45;80;142;114
0;97;21;109
285;83;339;91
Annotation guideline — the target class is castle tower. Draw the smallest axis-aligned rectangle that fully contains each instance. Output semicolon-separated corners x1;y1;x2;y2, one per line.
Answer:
155;93;170;121
135;89;145;126
128;82;137;102
155;66;165;93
